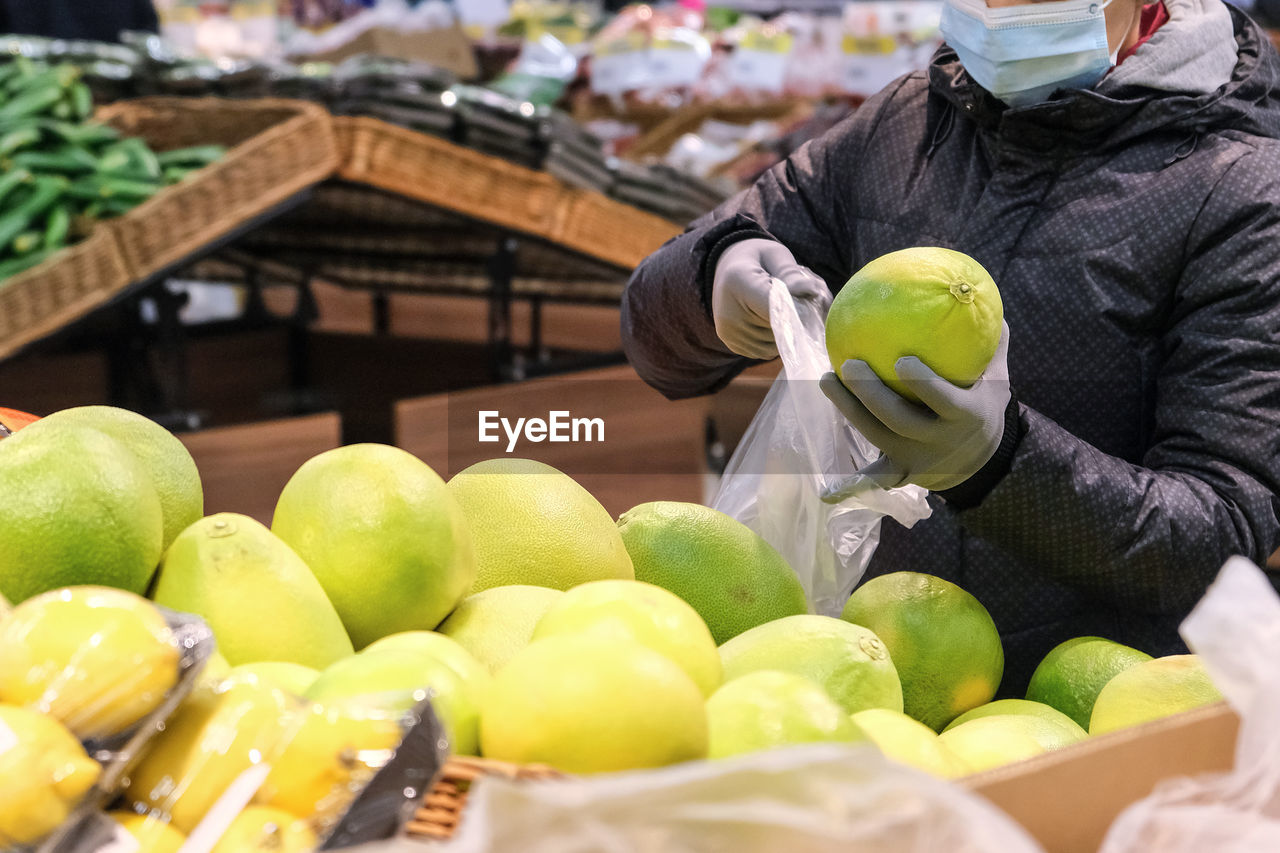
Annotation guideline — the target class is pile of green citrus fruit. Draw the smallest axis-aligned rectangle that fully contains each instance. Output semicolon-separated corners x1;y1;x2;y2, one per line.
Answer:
0;392;1227;843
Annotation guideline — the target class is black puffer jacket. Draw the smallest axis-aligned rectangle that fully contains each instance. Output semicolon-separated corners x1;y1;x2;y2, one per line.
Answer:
622;9;1280;693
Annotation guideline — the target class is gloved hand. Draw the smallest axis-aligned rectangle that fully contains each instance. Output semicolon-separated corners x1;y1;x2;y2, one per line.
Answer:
712;238;830;359
818;323;1011;501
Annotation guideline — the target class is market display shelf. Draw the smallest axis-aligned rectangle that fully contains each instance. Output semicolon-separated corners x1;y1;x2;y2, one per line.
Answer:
0;104;681;368
336;116;682;271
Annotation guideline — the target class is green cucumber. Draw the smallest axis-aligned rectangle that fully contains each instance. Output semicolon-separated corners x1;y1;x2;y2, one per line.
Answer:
39;119;118;148
66;174;160;202
0;124;40;157
0;177;65;248
120;137;161;180
0;168;33;206
0;83;64;121
8;148;96;174
68;83;92;121
42;204;70;249
156;145;227;168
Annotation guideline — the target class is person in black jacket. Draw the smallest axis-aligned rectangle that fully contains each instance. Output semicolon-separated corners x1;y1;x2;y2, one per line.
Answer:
621;0;1280;693
0;0;159;42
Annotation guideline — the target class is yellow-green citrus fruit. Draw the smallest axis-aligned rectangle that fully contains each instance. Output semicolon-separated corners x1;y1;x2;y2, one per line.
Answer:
107;812;186;853
480;635;707;773
0;704;101;846
254;702;403;821
272;444;476;649
154;513;354;669
944;711;1085;755
616;501;806;645
305;647;480;755
1089;654;1223;736
0;422;162;601
37;406;202;552
210;806;317;853
852;708;971;779
533;579;722;696
1026;636;1153;730
437;585;564;674
719;615;903;715
363;631;490;689
826;247;1003;404
0;590;9;617
227;662;321;697
707;670;868;759
447;458;632;593
937;716;1049;774
126;679;296;834
0;586;179;739
944;698;1089;747
842;572;1003;731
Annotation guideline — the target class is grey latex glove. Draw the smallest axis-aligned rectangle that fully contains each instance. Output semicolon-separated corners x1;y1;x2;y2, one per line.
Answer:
712;238;831;359
818;323;1011;501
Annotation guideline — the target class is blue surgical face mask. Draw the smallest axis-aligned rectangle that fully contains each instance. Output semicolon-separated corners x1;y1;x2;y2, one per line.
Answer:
940;0;1119;108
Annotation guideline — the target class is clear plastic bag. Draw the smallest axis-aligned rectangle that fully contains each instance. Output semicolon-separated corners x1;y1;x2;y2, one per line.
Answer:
711;280;931;616
1100;556;1280;852
373;744;1044;853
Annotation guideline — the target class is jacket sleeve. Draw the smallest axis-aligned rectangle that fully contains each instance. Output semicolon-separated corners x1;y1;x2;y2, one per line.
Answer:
957;149;1280;615
620;80;911;399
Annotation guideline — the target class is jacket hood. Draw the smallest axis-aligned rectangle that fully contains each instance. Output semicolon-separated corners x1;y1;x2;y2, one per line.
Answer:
929;3;1280;154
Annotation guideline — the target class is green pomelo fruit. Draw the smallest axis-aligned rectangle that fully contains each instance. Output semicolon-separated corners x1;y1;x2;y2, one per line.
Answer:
37;406;202;552
305;647;479;754
937;716;1049;774
447;458;632;593
826;247;1002;404
533;579;721;696
227;662;322;697
852;708;971;779
272;444;476;649
363;631;489;689
616;501;807;645
944;698;1088;743
154;513;353;669
842;572;1003;731
0;422;162;601
707;670;868;759
1026;636;1153;730
480;635;707;773
719;615;903;715
437;585;563;674
1089;654;1223;736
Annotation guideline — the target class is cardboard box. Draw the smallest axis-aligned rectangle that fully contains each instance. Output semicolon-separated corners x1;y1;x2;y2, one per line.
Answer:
966;702;1240;853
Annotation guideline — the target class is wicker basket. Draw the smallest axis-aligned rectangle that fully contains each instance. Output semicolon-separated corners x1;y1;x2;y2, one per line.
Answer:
96;97;340;281
548;189;682;271
405;755;563;842
337;116;563;240
0;228;130;361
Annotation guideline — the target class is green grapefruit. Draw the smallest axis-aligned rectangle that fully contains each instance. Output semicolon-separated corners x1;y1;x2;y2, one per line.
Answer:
936;716;1048;774
707;670;868;759
447;459;632;593
825;247;1002;404
272;444;476;649
0;423;162;601
480;635;707;773
852;708;971;779
616;501;807;645
1026;636;1153;730
532;579;721;696
841;572;1003;731
1089;654;1223;735
35;406;202;552
718;615;903;715
436;585;563;674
